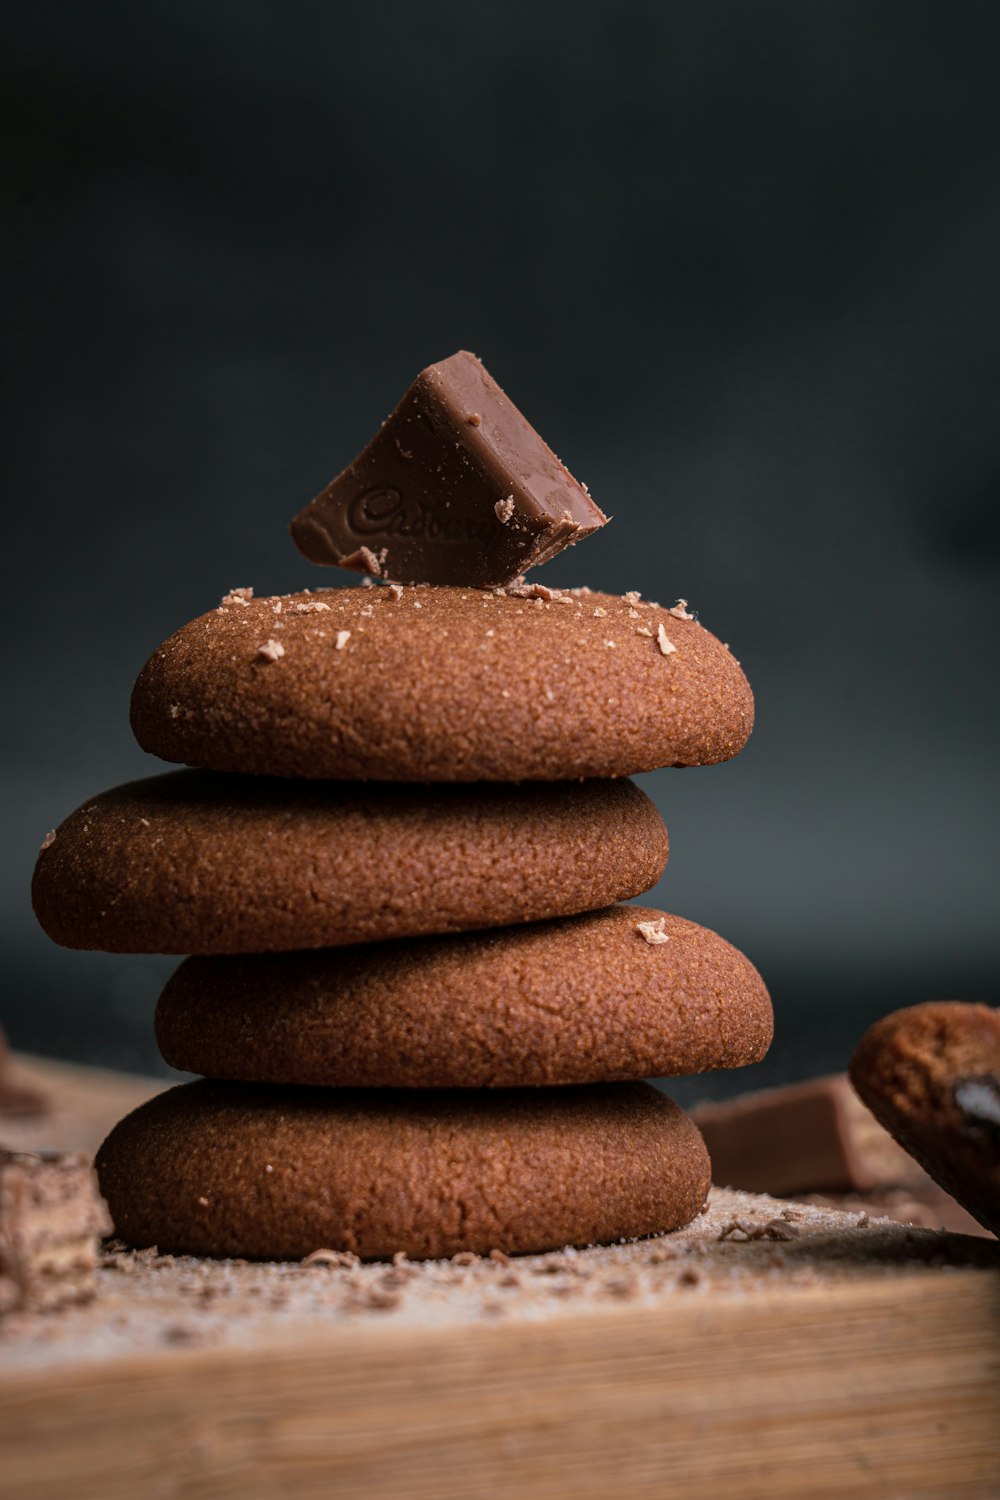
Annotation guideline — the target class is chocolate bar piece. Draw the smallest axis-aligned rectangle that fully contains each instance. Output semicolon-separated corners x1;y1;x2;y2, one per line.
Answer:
290;351;607;587
691;1074;934;1197
0;1150;111;1314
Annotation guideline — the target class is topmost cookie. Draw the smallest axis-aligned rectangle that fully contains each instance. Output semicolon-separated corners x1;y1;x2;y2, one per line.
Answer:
131;584;753;781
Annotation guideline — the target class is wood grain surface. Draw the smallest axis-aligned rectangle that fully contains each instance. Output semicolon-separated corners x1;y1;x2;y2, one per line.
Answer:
2;1056;998;1500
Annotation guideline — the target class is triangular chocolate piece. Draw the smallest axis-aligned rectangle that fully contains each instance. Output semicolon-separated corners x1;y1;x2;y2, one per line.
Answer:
291;351;607;587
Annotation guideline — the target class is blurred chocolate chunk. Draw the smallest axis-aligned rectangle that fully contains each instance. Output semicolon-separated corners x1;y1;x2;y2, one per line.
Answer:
0;1023;46;1117
0;1150;111;1314
291;350;607;587
692;1073;935;1198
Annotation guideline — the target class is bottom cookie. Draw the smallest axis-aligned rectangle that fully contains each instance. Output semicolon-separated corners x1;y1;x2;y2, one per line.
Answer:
849;1001;1000;1238
96;1080;710;1260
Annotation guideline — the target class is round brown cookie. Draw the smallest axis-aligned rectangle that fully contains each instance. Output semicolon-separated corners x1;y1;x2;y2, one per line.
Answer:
32;771;667;955
156;906;772;1087
850;1002;1000;1238
130;585;753;781
96;1079;711;1260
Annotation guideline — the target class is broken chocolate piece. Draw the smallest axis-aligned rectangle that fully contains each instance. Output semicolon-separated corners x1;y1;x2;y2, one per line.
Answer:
0;1150;111;1314
290;351;608;587
691;1074;933;1197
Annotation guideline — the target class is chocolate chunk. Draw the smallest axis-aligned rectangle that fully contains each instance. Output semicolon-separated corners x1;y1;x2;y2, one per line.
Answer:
290;351;607;587
691;1074;933;1197
0;1150;111;1314
953;1075;1000;1135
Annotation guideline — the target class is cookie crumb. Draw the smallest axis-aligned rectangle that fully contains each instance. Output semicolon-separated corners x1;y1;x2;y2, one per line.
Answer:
293;601;331;615
624;590;642;606
668;599;695;621
335;630;352;651
636;918;670;945
40;829;56;851
593;607;607;618
636;626;653;638
388;583;404;600
256;639;285;663
220;587;253;607
466;411;482;427
656;625;677;656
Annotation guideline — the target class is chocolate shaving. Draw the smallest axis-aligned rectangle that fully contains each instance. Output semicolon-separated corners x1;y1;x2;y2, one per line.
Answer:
339;545;385;579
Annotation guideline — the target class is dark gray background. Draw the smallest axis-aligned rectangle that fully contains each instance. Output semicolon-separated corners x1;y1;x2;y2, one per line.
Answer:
4;2;998;1100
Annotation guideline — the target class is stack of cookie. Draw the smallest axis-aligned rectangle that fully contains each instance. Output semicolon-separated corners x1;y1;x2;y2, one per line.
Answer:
32;582;772;1260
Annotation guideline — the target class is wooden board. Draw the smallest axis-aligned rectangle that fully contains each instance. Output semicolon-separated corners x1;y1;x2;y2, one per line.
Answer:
2;1055;999;1500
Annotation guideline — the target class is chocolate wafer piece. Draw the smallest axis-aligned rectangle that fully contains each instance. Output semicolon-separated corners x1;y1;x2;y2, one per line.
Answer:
0;1151;110;1314
291;351;607;587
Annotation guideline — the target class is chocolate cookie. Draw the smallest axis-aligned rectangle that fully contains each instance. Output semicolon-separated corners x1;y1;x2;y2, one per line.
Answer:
130;585;753;781
850;1002;1000;1237
96;1079;711;1260
155;906;772;1087
32;771;668;955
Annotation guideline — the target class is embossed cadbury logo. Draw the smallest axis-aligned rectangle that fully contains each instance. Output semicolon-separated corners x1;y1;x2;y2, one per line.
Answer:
347;487;496;543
